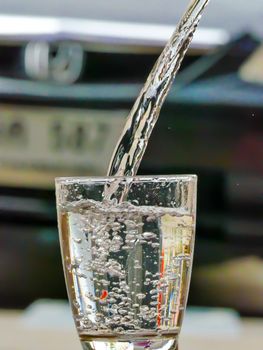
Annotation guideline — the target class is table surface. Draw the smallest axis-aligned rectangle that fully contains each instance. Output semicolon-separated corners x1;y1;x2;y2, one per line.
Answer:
1;310;263;350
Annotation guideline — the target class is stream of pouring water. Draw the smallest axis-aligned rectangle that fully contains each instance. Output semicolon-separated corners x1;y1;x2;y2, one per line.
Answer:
105;0;210;201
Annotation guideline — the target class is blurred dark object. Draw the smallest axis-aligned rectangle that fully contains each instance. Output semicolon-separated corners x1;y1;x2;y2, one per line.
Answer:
190;256;263;316
0;30;262;314
0;189;65;308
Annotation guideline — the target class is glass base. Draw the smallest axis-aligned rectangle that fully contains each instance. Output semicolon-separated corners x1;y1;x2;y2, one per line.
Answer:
81;336;178;350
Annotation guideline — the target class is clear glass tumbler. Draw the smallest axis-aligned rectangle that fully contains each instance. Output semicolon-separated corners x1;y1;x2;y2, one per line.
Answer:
56;175;197;350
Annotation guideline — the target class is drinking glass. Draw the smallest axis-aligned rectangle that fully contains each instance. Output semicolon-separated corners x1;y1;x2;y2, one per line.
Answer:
56;175;197;350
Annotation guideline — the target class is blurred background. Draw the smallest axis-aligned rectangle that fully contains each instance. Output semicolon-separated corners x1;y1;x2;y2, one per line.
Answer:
0;0;262;349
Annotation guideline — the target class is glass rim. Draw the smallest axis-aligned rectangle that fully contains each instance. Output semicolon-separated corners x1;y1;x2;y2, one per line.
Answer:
55;174;197;185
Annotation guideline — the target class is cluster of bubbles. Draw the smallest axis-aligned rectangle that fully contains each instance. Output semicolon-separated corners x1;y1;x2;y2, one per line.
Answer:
61;200;191;335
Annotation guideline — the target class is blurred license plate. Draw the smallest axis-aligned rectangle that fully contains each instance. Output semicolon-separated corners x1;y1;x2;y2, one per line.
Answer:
0;104;126;186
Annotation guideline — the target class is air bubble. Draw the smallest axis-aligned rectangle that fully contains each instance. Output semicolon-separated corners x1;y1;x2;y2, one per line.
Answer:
151;294;158;300
109;298;117;303
118;309;128;315
73;300;80;308
136;293;146;300
73;237;82;244
140;305;149;312
115;327;124;333
76;271;87;279
142;232;156;239
150;289;158;295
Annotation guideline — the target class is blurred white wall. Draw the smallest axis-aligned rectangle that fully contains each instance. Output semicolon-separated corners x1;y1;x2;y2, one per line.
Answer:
0;0;262;37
